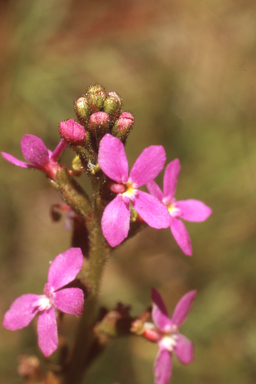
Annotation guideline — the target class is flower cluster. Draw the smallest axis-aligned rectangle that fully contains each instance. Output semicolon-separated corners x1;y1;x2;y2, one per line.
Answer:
1;85;212;383
98;134;211;253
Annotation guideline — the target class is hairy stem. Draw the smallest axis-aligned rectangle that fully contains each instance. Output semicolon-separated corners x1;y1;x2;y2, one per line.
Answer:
59;178;110;384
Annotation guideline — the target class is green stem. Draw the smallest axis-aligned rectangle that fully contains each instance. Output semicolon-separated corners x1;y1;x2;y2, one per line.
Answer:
59;180;110;384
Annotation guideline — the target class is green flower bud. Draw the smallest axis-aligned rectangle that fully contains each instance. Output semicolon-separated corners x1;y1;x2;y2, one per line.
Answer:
87;93;105;113
86;84;107;99
74;96;90;126
103;92;122;122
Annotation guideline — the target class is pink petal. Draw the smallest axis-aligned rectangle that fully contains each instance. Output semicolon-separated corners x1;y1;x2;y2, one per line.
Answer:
132;191;170;229
1;152;34;168
147;180;164;202
151;288;172;332
21;135;49;167
163;159;181;200
175;200;212;222
98;134;129;183
130;146;166;187
47;248;84;291
3;294;41;330
173;334;194;365
37;307;58;357
54;288;84;316
171;290;197;327
170;217;192;256
51;138;68;161
154;348;172;384
101;195;130;247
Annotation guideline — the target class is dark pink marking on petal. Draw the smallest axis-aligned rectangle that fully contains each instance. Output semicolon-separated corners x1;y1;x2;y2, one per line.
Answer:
98;134;129;183
1;152;34;168
47;248;84;291
3;294;41;330
101;195;130;247
130;145;166;187
151;288;172;332
147;180;164;202
173;333;194;365
163;159;181;200
175;199;212;222
154;348;172;384
171;290;197;327
132;191;170;229
170;217;192;256
37;307;58;357
54;288;84;316
21;135;49;167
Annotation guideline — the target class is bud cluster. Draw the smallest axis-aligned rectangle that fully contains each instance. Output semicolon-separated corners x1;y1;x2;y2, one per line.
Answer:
74;85;134;145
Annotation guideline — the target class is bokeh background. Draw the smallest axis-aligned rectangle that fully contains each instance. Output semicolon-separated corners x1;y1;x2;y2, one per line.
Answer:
1;0;256;383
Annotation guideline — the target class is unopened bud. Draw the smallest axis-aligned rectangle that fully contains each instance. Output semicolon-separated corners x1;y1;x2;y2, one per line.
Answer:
87;93;105;113
103;92;122;122
89;112;110;136
74;97;90;126
112;112;134;141
87;84;107;99
59;119;86;146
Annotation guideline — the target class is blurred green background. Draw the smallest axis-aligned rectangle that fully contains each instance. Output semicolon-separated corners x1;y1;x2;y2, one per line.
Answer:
1;0;256;383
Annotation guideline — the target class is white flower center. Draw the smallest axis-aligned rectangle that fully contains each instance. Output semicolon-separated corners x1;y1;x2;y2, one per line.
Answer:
37;296;53;311
122;179;138;202
159;333;178;352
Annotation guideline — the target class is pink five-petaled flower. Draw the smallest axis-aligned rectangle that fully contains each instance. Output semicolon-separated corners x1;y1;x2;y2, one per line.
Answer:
3;248;84;357
98;134;171;247
1;134;68;180
147;159;212;256
143;288;196;384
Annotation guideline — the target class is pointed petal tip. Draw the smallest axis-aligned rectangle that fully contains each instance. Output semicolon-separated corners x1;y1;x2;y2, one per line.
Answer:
1;152;32;168
171;290;197;327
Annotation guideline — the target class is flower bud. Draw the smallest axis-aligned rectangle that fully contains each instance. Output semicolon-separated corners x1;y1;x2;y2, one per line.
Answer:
111;112;134;142
89;112;110;136
59;119;86;146
74;97;90;126
103;92;122;122
86;84;107;100
87;93;105;113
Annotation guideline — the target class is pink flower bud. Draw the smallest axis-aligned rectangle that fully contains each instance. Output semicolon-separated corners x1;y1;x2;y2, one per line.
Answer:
115;112;134;133
89;112;109;134
59;119;86;146
111;112;135;142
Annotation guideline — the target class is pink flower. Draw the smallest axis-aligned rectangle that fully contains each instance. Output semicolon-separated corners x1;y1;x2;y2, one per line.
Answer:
3;248;84;357
1;135;67;180
143;288;196;384
98;134;170;247
147;159;212;256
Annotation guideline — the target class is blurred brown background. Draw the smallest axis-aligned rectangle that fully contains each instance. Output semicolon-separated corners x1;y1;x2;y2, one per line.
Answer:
1;0;256;383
